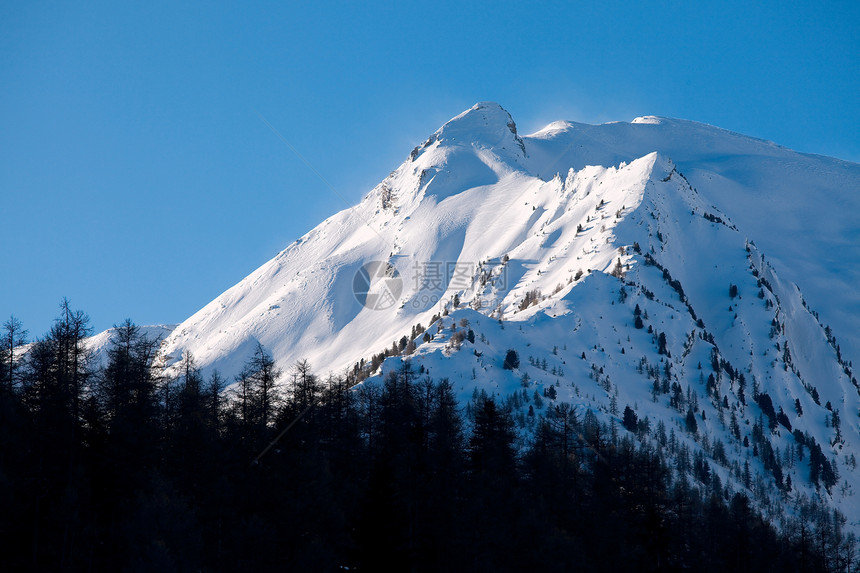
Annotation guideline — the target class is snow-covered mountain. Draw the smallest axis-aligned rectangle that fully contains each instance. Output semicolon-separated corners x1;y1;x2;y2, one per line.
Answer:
154;102;860;532
159;102;860;380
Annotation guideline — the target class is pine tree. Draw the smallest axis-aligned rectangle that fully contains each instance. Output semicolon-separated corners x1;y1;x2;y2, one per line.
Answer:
685;407;698;434
53;299;94;426
24;299;93;430
428;378;464;471
622;405;638;432
503;349;520;370
469;396;516;475
232;343;282;441
204;370;225;430
251;344;282;428
658;332;668;355
98;319;161;428
2;315;27;393
176;351;205;433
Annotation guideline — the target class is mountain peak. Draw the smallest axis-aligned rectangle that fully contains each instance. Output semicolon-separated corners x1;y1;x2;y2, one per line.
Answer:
426;102;526;158
446;101;515;130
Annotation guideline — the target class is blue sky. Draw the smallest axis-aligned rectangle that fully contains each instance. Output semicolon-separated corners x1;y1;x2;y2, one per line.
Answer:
2;0;858;337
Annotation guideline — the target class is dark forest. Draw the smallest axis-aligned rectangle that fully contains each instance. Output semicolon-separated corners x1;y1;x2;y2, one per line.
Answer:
0;303;852;572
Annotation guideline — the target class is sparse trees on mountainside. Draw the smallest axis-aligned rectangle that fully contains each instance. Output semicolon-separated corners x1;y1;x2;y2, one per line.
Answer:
519;289;541;310
633;304;644;329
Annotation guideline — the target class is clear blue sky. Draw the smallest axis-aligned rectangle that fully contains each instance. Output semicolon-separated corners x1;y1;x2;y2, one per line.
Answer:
2;0;858;337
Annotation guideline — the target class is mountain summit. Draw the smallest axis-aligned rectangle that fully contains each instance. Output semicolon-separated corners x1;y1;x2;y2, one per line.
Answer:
415;101;527;160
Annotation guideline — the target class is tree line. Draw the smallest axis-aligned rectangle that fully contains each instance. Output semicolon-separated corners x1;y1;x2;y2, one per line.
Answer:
0;301;853;571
